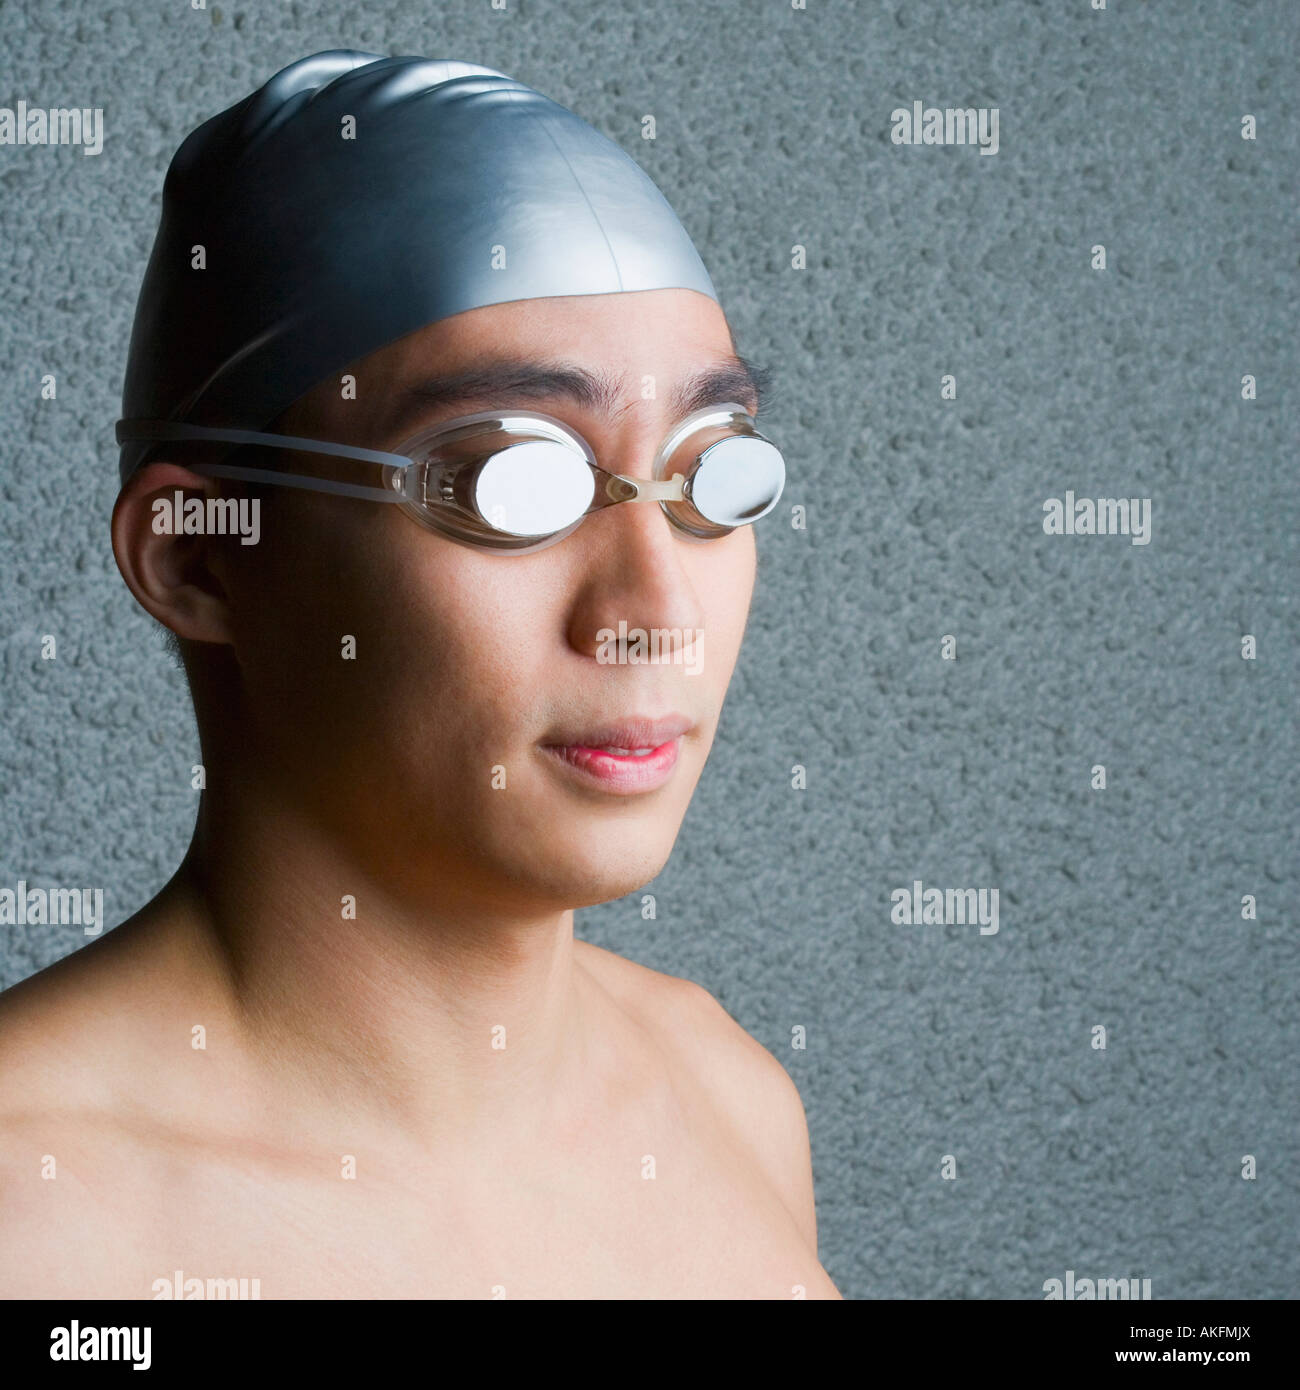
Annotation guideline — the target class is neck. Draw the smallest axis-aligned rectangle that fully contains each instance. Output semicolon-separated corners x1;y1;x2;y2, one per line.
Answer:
166;777;585;1145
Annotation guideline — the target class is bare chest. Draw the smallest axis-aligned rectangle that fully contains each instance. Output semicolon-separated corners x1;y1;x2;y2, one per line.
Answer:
82;1132;835;1299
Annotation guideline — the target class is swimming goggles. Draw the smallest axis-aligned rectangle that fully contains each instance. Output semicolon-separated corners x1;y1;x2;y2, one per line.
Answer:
114;403;786;554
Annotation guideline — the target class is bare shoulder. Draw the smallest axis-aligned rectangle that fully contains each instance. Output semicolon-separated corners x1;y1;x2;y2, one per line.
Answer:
0;939;122;1118
0;919;215;1295
574;940;819;1249
0;950;134;1295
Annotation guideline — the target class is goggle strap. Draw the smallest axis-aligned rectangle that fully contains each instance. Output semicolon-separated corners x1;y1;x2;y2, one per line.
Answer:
115;418;414;471
189;462;404;503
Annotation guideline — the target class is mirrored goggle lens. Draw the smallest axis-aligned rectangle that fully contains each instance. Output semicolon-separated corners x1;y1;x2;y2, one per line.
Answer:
471;441;596;536
688;437;786;528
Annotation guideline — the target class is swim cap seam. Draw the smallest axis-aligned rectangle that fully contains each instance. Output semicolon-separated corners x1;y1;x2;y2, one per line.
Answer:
509;87;625;293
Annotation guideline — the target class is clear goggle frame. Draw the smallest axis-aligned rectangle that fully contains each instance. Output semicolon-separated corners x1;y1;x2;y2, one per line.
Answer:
114;403;786;555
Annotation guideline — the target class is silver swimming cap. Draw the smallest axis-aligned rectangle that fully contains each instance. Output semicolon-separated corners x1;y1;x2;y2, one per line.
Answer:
117;50;720;483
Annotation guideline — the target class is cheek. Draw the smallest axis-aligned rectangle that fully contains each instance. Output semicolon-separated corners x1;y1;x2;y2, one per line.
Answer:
220;505;464;761
350;534;561;762
694;530;758;676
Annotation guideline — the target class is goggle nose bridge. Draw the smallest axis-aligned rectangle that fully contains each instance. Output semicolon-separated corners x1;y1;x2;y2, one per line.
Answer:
601;471;688;505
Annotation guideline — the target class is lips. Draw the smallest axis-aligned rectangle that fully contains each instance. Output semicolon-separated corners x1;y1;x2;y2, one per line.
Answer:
540;714;692;794
545;714;692;753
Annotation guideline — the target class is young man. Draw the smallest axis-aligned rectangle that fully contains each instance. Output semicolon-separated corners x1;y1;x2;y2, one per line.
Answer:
0;52;839;1299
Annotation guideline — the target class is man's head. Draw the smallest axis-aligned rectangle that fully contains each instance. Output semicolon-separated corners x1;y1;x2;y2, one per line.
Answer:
115;51;719;475
112;54;778;913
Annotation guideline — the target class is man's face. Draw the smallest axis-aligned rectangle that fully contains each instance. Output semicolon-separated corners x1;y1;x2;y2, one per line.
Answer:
213;288;763;913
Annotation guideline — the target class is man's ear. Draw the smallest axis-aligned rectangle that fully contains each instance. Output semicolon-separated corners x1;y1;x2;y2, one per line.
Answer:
110;462;239;646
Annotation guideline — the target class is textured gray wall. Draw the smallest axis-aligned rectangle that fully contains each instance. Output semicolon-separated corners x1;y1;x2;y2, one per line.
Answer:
1;0;1296;1300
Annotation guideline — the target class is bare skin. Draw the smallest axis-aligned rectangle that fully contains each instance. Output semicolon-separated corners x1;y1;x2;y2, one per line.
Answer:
0;289;839;1299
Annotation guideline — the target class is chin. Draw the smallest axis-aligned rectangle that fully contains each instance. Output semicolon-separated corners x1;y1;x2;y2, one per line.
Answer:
514;837;677;912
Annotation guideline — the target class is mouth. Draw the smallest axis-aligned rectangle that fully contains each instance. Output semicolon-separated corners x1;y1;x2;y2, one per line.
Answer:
539;714;692;795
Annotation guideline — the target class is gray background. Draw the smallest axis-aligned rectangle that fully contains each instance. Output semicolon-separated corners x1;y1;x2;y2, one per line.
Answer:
1;0;1296;1299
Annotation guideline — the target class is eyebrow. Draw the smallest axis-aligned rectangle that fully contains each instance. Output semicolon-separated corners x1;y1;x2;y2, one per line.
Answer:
385;354;773;437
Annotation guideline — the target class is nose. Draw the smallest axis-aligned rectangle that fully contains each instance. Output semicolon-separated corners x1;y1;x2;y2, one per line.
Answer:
563;487;708;666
